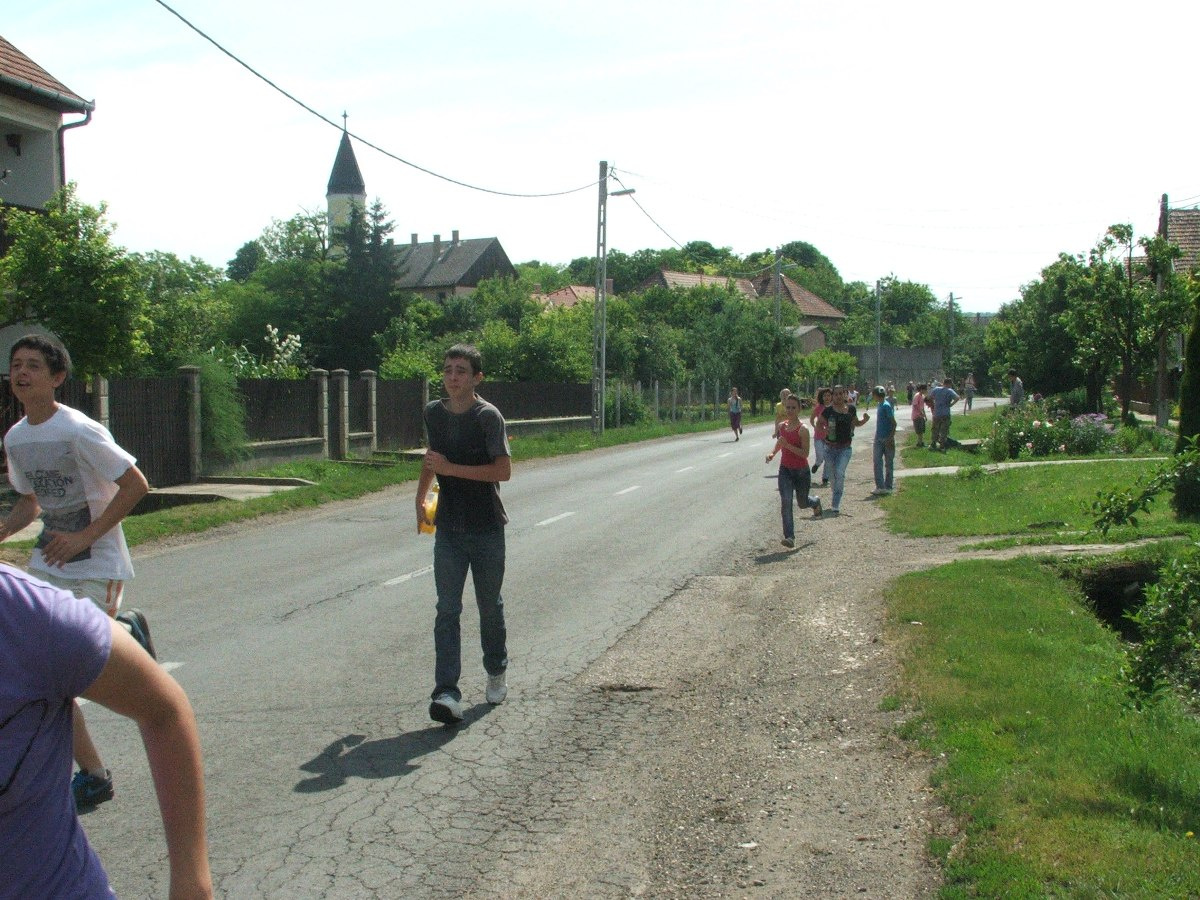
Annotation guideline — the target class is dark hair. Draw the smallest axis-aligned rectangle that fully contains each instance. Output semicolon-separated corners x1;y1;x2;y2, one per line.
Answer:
816;387;832;404
445;343;483;376
1007;368;1018;377
10;334;72;377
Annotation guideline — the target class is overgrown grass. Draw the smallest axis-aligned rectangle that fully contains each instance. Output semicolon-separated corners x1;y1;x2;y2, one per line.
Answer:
890;558;1200;897
887;460;1200;545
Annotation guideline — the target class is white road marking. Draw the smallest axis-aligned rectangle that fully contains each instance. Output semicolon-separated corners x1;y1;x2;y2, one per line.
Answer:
675;466;695;473
384;565;433;586
536;511;577;527
614;485;641;495
717;452;733;458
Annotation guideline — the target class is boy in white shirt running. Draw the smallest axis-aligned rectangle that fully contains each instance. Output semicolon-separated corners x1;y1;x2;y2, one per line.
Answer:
0;334;154;809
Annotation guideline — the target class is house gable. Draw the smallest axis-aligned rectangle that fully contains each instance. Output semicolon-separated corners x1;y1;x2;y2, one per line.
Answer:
635;268;759;301
1168;208;1200;276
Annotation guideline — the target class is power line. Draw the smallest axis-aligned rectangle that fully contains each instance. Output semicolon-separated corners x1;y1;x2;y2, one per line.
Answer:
151;0;597;199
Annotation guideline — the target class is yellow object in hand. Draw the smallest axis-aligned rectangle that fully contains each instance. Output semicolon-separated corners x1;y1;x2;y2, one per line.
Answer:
419;483;439;534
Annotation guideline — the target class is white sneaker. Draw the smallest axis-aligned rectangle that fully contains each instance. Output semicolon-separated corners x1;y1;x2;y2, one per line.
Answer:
486;671;508;705
429;692;464;724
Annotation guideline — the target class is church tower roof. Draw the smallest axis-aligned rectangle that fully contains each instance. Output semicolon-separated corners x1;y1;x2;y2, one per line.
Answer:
326;129;366;197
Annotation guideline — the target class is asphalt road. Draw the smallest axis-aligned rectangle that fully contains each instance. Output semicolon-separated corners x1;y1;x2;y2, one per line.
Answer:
84;420;787;897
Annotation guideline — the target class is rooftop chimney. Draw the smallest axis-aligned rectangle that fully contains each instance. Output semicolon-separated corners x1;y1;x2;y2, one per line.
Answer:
433;234;441;256
606;278;614;295
451;229;459;246
411;233;418;247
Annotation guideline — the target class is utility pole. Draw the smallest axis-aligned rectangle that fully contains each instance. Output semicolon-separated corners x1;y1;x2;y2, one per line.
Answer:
1155;193;1170;427
874;280;881;386
773;248;783;327
592;161;608;435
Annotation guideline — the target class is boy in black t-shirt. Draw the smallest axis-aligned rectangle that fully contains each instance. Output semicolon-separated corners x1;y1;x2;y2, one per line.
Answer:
417;344;512;724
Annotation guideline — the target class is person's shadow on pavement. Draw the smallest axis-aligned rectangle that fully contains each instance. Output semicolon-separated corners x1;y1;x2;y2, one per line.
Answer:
293;704;494;793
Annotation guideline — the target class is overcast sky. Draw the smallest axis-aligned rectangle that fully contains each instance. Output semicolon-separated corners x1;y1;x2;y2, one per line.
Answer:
9;0;1200;313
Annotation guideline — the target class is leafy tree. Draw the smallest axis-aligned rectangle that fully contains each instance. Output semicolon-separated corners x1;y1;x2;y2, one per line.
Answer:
1175;272;1200;517
132;250;228;373
0;184;147;375
514;260;571;293
796;348;858;393
226;240;265;282
986;255;1089;404
1062;225;1189;421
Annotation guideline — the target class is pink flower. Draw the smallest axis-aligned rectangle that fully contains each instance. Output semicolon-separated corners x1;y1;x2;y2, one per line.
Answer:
1032;420;1041;428
1026;442;1034;450
1058;444;1066;452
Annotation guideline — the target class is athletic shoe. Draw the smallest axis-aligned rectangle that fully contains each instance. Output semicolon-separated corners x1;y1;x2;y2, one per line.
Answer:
116;608;156;661
72;768;114;809
812;498;823;518
781;537;795;548
429;693;464;724
486;671;508;705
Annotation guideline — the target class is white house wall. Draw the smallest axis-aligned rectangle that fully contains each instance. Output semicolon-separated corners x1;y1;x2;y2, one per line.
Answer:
0;93;62;209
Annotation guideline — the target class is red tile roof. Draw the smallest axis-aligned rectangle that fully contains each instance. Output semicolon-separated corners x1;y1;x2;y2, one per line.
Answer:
751;273;846;320
637;269;759;301
1168;208;1200;275
534;285;595;308
0;35;92;112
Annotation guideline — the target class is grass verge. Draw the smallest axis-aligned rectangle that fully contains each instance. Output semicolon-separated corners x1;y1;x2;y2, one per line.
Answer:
889;557;1200;897
886;460;1200;545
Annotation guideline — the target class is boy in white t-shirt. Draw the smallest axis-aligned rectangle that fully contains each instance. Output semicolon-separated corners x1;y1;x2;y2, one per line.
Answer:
0;334;153;809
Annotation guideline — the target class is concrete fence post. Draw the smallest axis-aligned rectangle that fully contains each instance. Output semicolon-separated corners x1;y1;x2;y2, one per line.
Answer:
89;375;109;431
178;365;202;483
310;369;329;459
331;369;350;460
361;369;378;452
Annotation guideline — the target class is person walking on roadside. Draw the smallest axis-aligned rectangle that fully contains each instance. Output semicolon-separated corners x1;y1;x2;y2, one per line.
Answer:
727;387;743;441
911;382;928;448
0;334;156;811
773;388;792;439
821;385;869;515
0;565;212;899
964;372;977;411
1007;368;1025;407
766;394;821;548
809;387;833;485
928;377;960;451
906;380;915;405
417;344;512;725
870;386;896;495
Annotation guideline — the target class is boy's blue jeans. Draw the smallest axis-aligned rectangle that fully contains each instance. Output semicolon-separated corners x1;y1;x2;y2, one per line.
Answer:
432;528;508;702
873;437;895;491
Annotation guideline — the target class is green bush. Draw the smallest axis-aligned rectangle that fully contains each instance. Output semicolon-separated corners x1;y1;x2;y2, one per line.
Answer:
1126;542;1200;707
605;384;649;427
985;403;1117;460
187;353;248;467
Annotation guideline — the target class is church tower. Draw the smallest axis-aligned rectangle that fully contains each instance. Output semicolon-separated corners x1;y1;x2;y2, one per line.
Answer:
326;118;366;233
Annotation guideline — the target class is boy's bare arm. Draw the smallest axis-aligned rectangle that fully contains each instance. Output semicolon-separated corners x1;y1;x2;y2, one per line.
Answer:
83;623;212;899
423;451;511;483
0;492;40;541
41;465;149;568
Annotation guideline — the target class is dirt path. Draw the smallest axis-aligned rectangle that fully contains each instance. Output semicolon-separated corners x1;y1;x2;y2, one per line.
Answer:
461;446;982;898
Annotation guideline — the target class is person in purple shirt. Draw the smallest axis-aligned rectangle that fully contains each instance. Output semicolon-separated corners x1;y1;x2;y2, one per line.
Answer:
0;565;211;899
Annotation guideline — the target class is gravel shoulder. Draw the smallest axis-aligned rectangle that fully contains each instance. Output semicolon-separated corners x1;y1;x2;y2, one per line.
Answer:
466;446;964;898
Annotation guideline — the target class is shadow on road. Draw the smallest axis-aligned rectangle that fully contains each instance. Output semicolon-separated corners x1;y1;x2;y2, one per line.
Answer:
293;704;495;793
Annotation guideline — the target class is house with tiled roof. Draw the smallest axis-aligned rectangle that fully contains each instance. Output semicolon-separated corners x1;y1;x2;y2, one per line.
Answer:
533;284;596;308
636;269;760;302
391;230;516;301
324;132;516;300
1167;207;1200;276
0;35;93;244
749;272;846;330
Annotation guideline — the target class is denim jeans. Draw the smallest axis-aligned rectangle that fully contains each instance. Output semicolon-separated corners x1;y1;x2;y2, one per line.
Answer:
873;437;895;491
825;444;853;511
432;528;508;701
777;465;814;540
812;436;828;477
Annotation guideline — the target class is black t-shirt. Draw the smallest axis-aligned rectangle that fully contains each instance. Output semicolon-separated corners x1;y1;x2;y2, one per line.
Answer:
822;405;858;446
423;397;510;532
